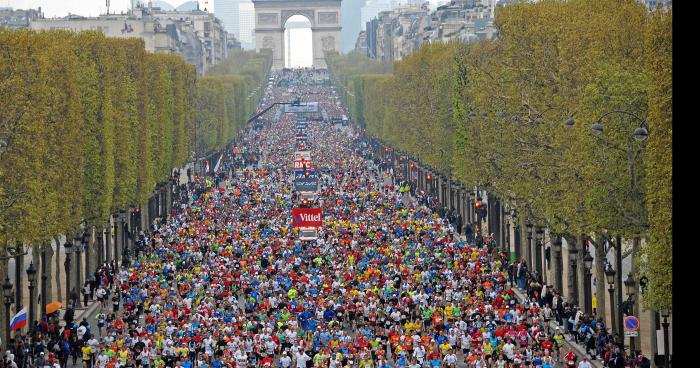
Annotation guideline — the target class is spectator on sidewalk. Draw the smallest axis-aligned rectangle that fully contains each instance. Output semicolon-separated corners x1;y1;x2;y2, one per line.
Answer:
82;282;90;307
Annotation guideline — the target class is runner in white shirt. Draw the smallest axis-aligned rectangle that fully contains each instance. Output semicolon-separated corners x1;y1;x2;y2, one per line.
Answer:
295;351;312;368
443;350;458;368
279;352;292;368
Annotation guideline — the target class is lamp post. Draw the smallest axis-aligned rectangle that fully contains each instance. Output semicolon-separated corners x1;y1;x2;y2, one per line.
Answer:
661;309;671;368
624;272;637;353
605;263;616;336
426;172;434;197
535;227;544;281
3;277;13;350
583;251;594;315
64;240;73;308
74;233;83;300
40;245;47;319
26;262;36;328
83;230;90;287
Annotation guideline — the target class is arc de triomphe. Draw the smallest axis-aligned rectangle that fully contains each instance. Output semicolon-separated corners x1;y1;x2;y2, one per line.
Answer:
253;0;342;69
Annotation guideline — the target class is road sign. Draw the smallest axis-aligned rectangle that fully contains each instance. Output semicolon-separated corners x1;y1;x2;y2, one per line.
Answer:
625;330;639;337
624;316;640;332
292;208;322;227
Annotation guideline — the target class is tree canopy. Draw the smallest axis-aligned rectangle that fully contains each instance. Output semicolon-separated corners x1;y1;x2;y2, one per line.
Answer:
328;0;672;311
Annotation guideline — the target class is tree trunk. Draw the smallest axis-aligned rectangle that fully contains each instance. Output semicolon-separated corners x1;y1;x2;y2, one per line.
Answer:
0;257;9;350
105;220;113;265
44;242;54;306
577;234;586;312
594;237;607;325
32;245;40;308
54;236;63;303
89;226;98;276
564;234;578;306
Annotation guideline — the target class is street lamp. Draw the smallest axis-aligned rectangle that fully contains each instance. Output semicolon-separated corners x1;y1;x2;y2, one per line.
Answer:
26;262;36;329
624;272;637;353
64;240;73;308
3;277;13;349
591;110;649;142
605;263;617;336
583;252;594;314
661;309;671;368
624;272;636;298
82;229;90;284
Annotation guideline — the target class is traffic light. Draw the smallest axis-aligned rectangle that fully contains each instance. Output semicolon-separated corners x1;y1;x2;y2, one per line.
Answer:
300;199;310;208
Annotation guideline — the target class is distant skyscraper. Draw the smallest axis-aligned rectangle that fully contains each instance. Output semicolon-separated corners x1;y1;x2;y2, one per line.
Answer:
361;0;394;31
214;0;239;37
238;1;255;50
341;0;366;53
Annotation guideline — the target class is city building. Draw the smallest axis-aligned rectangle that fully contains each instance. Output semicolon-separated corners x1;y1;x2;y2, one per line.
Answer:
0;7;43;29
214;0;239;38
360;0;395;31
238;1;255;50
28;3;227;75
341;0;366;52
359;0;498;61
354;30;368;56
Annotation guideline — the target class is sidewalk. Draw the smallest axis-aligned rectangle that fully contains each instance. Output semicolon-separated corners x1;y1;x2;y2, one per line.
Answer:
57;298;103;327
509;286;604;368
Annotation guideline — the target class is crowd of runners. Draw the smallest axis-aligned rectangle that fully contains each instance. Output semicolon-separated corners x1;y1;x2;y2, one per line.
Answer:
4;68;651;368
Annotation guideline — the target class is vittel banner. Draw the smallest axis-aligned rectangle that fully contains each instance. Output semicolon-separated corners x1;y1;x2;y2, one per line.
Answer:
291;208;323;227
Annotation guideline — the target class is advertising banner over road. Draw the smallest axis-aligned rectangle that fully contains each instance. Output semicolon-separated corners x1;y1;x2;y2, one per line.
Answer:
292;208;322;227
284;102;319;113
294;170;318;192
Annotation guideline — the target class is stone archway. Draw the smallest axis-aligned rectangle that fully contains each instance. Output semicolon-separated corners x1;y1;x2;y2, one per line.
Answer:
253;0;342;69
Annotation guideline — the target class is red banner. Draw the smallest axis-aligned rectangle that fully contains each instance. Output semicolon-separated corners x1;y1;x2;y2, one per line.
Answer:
292;208;322;227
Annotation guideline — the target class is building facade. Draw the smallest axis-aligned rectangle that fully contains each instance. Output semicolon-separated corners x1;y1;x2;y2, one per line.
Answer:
358;0;498;61
0;7;43;29
238;1;256;50
28;4;227;75
214;0;240;38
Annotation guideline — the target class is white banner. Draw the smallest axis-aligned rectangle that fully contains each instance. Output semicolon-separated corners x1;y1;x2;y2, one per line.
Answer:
284;102;319;113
